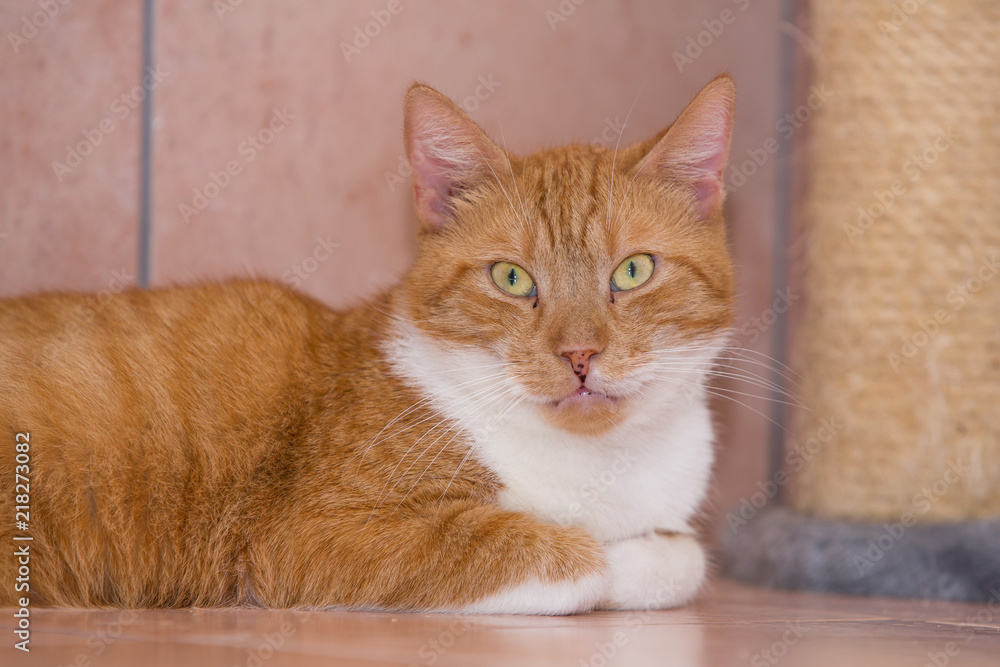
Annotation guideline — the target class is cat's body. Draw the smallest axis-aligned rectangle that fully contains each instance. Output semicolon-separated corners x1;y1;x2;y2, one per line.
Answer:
1;77;735;613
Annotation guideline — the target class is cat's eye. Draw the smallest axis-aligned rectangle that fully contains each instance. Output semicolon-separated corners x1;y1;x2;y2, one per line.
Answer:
490;262;537;298
611;254;655;292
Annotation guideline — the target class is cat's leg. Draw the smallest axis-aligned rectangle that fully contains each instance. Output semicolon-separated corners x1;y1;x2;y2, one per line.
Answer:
598;531;707;610
249;499;609;615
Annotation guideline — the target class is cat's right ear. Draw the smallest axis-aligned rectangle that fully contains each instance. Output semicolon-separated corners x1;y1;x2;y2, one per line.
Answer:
634;75;736;221
404;84;507;230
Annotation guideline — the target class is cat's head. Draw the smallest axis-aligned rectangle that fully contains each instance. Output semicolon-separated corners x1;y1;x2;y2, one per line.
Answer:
399;77;735;436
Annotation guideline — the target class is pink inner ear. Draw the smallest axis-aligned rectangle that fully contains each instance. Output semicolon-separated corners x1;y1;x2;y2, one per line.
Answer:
639;79;735;220
684;123;731;218
411;154;455;226
660;122;731;219
404;87;505;230
690;172;724;219
407;130;465;229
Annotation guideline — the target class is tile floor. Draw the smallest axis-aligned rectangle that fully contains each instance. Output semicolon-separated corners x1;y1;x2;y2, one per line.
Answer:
4;577;999;666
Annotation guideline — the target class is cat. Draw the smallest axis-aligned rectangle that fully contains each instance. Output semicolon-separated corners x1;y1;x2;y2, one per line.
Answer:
0;75;735;614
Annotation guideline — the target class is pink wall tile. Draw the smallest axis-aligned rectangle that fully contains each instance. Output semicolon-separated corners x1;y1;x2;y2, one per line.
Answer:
0;0;142;297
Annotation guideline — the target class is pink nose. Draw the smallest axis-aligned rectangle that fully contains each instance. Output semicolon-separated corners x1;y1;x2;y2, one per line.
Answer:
560;349;600;381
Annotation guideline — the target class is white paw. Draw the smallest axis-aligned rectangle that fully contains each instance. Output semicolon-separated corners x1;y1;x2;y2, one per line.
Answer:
457;570;607;615
599;532;706;610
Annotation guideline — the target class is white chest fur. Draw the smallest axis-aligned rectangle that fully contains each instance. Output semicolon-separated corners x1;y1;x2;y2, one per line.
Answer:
482;398;713;542
383;319;717;544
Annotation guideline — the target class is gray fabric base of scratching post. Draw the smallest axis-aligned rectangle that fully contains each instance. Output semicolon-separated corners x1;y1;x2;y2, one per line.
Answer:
719;507;1000;603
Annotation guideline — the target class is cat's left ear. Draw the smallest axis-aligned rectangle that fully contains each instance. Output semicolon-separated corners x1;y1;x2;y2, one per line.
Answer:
635;75;735;220
403;83;508;230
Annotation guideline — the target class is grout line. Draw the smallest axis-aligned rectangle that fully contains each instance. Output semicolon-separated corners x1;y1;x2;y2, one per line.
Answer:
137;0;156;289
766;0;798;493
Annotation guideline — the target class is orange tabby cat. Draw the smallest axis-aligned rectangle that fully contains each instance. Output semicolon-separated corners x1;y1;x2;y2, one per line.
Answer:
0;76;735;613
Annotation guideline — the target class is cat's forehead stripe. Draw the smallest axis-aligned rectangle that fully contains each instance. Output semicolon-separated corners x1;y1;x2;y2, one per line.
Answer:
525;149;610;263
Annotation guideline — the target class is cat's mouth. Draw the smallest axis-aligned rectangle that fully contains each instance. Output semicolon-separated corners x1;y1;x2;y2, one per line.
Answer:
542;383;623;434
551;385;620;411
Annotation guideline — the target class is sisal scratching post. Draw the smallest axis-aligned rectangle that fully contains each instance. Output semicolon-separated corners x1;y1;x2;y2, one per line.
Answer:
722;0;1000;600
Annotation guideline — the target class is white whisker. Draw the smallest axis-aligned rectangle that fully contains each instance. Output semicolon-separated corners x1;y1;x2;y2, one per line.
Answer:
605;82;646;235
391;388;523;520
432;392;526;520
367;380;517;520
496;120;533;234
350;371;511;478
469;142;530;239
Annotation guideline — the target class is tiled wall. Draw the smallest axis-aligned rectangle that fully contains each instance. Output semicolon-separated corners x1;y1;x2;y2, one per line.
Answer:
1;0;791;537
2;0;142;296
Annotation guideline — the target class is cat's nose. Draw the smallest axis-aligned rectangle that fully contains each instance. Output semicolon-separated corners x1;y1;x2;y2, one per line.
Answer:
560;348;601;382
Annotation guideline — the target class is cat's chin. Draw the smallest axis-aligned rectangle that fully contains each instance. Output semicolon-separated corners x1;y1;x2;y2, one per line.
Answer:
544;386;623;435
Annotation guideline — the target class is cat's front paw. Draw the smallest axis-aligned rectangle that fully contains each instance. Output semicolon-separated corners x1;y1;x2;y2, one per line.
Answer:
599;532;706;610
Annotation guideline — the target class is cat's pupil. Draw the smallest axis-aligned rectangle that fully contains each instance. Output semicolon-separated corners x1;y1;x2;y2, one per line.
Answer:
507;268;517;286
628;261;636;279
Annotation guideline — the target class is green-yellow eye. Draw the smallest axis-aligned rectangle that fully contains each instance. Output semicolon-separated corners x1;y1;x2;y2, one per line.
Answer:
611;254;655;292
491;262;536;297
